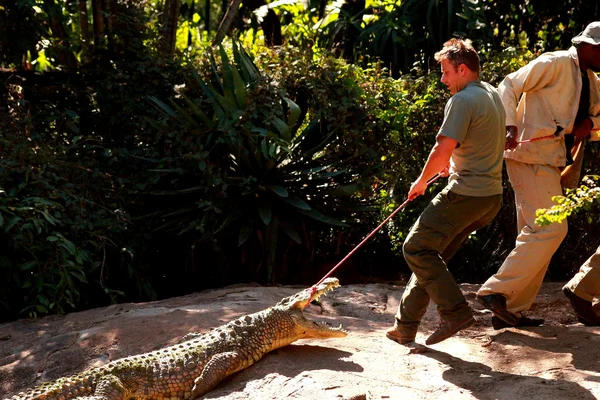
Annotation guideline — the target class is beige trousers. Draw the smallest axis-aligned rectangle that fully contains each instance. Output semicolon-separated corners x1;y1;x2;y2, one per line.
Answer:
477;159;568;313
564;245;600;307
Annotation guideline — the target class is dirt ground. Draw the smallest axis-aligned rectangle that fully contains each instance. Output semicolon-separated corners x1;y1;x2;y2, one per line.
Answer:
1;280;599;400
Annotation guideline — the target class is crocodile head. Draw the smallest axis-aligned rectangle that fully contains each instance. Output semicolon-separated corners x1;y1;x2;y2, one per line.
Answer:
275;277;348;339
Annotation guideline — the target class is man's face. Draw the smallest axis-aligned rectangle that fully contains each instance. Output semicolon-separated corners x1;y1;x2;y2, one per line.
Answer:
588;44;600;72
440;59;463;95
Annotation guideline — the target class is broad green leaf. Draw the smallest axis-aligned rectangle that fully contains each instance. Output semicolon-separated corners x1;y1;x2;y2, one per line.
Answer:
149;96;180;120
208;51;225;94
20;261;37;271
258;198;272;225
266;184;288;197
4;216;21;233
281;224;302;244
237;43;261;81
167;98;201;128
211;86;239;114
260;138;270;160
40;210;57;225
231;66;247;108
192;70;225;120
70;270;88;283
272;117;291;141
181;94;213;127
282;195;311;210
38;295;49;306
283;97;301;129
59;240;77;255
36;304;48;313
238;219;254;246
219;46;237;106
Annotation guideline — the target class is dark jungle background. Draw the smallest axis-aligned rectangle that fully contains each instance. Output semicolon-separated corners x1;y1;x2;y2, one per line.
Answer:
1;0;600;321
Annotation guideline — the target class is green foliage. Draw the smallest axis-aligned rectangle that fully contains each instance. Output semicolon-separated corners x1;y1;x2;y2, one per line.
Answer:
4;0;600;321
146;41;381;283
535;176;600;226
0;103;129;319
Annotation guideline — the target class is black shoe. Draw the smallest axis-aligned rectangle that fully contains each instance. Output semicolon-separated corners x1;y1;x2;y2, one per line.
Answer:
491;315;545;330
563;288;600;326
476;294;518;325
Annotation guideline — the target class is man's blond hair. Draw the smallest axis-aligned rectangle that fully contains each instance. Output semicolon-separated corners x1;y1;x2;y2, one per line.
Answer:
434;38;480;73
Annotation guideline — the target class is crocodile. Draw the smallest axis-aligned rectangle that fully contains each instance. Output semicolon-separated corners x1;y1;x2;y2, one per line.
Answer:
6;278;347;400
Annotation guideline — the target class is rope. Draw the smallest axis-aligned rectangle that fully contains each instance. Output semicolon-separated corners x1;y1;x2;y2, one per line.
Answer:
516;133;556;143
303;173;442;307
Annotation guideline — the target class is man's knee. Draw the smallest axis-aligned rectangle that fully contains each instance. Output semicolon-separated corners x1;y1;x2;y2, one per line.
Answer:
554;220;568;242
402;234;422;259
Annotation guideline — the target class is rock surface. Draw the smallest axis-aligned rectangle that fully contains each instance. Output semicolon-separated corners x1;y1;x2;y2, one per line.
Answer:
1;281;599;399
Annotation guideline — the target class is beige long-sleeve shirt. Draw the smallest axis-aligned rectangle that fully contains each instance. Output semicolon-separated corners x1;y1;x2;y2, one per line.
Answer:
499;46;600;167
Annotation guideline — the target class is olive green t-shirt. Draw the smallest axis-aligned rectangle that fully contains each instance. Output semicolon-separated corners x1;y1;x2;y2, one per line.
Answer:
438;80;506;197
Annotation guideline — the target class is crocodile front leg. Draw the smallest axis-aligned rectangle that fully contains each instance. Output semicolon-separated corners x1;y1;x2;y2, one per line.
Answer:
191;351;247;398
74;375;126;400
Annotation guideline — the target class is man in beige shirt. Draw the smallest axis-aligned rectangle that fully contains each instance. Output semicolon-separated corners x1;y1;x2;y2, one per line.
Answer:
476;22;600;327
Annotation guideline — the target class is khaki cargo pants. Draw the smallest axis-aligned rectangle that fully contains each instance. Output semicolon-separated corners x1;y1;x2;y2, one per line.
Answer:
395;186;502;331
477;159;568;313
564;245;600;307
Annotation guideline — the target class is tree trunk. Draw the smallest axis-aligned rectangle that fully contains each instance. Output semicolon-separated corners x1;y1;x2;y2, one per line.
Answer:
213;0;242;46
187;0;196;47
105;0;114;50
92;0;106;48
160;0;181;56
205;0;211;35
239;0;282;46
43;0;78;70
79;0;91;63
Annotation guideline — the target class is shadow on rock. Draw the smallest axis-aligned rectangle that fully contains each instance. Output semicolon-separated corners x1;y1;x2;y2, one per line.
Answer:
490;326;600;373
422;348;597;400
206;344;362;397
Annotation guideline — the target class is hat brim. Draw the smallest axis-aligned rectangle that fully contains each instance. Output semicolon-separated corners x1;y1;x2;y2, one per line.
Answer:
572;35;600;45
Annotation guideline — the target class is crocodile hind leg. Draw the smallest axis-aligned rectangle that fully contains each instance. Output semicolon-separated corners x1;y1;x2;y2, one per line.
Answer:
190;351;248;398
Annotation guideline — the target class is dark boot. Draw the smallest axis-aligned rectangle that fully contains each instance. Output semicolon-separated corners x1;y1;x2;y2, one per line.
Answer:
563;288;600;326
491;315;544;330
476;293;518;325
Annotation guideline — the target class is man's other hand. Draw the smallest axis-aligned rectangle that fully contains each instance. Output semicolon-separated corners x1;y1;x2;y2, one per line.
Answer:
572;118;593;146
505;125;519;150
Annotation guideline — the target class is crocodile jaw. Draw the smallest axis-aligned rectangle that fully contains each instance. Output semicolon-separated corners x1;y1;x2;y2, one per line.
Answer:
278;277;348;339
276;277;341;310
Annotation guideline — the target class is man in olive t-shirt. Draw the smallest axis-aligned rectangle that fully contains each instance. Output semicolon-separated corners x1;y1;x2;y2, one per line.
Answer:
385;38;505;346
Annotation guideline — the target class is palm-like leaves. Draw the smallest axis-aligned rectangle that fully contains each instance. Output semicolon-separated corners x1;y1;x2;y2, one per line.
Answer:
147;40;370;281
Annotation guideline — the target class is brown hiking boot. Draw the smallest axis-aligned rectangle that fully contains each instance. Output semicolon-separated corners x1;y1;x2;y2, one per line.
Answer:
385;326;416;344
476;293;518;325
425;315;476;345
563;288;600;326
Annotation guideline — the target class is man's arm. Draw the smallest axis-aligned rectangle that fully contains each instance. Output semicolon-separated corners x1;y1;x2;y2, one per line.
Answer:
408;135;458;200
499;56;559;127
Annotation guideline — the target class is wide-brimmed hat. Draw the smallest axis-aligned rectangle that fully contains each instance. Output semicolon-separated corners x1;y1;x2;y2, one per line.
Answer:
572;21;600;45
